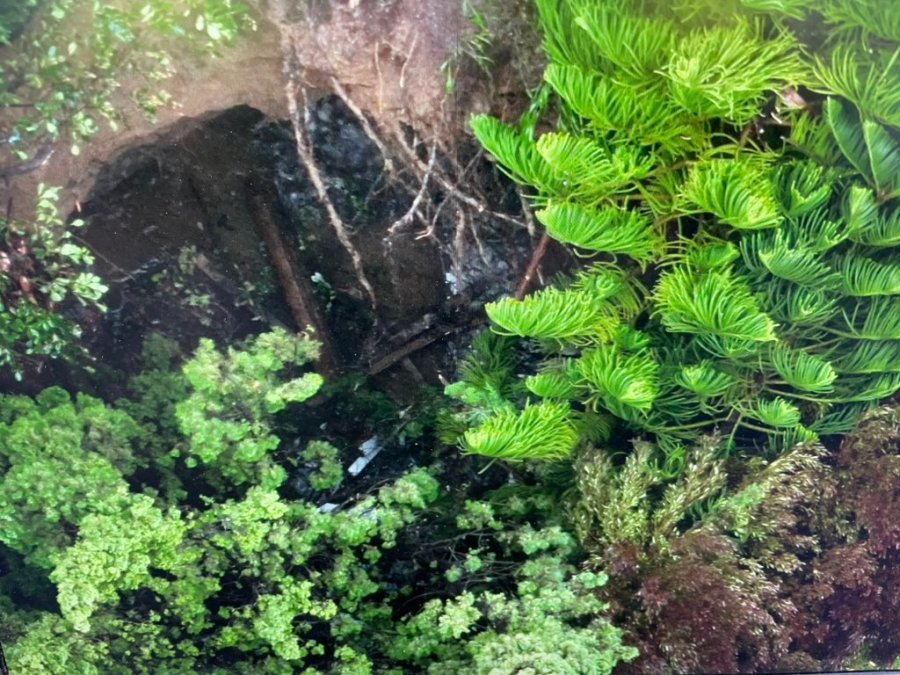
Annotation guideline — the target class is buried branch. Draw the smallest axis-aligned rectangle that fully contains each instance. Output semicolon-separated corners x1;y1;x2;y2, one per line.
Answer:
247;175;341;378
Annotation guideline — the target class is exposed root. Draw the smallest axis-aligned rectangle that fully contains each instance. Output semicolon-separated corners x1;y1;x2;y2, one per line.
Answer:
399;31;419;91
330;77;397;177
517;186;537;238
390;125;524;229
453;209;467;282
386;142;436;236
272;12;378;310
467;213;490;265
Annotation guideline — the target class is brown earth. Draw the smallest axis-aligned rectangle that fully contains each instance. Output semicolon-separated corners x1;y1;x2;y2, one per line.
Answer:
1;0;540;223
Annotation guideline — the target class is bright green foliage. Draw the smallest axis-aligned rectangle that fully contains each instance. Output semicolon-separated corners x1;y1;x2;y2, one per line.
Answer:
52;495;187;633
0;185;108;378
537;202;661;264
0;387;139;568
463;0;900;460
661;19;804;124
175;328;322;485
0;332;474;672
302;440;344;491
387;494;638;674
0;0;255;162
463;401;579;461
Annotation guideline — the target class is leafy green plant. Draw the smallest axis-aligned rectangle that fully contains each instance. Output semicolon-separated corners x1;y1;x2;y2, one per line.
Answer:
460;0;900;461
0;327;639;674
1;0;254;162
0;184;107;378
175;328;323;487
386;489;638;675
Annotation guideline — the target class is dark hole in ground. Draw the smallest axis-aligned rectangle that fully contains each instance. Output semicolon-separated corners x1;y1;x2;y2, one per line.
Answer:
15;99;560;502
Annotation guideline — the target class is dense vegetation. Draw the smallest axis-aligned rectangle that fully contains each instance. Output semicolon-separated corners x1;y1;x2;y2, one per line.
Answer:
0;330;636;673
2;0;900;673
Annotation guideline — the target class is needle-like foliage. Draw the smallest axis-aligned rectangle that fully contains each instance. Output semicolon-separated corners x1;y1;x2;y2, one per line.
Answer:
455;0;900;464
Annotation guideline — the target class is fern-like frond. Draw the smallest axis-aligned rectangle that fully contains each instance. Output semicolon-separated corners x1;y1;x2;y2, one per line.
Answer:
843;297;900;339
814;46;900;126
862;119;900;199
577;346;659;414
821;0;900;45
844;184;879;238
470;115;560;193
774;424;819;451
679;240;741;271
458;331;518;393
661;19;805;124
674;361;737;398
840;254;900;296
463;401;578;461
486;287;616;341
809;402;872;435
613;325;652;352
742;397;802;427
834;372;900;402
752;231;841;288
787;208;847;253
850;205;900;248
764;284;840;327
537;201;660;263
534;0;609;72
835;340;900;374
684;158;781;230
773;161;833;217
770;344;837;392
543;64;703;153
572;265;645;317
574;3;674;80
526;362;580;399
654;266;778;342
787;110;842;165
574;409;614;443
535;132;652;198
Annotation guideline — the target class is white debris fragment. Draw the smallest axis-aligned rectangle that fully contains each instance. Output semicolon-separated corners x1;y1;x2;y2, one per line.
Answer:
348;436;381;477
445;271;459;295
318;502;340;514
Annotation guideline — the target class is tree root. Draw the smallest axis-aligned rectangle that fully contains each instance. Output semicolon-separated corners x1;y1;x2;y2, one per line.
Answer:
273;15;378;310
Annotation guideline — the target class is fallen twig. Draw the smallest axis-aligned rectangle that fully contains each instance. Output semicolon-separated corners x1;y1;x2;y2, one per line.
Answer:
272;20;377;310
515;231;550;300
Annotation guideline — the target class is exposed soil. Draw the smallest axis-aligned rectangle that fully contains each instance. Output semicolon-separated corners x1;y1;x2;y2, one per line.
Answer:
0;0;563;486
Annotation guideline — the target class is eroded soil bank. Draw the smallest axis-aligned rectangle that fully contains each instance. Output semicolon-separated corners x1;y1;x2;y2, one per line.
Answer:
0;0;563;489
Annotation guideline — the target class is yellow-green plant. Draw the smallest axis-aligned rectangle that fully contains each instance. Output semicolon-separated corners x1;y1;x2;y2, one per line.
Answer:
459;0;900;460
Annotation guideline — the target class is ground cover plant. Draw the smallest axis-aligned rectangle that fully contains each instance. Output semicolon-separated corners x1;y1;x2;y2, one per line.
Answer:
0;329;636;673
3;0;900;672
